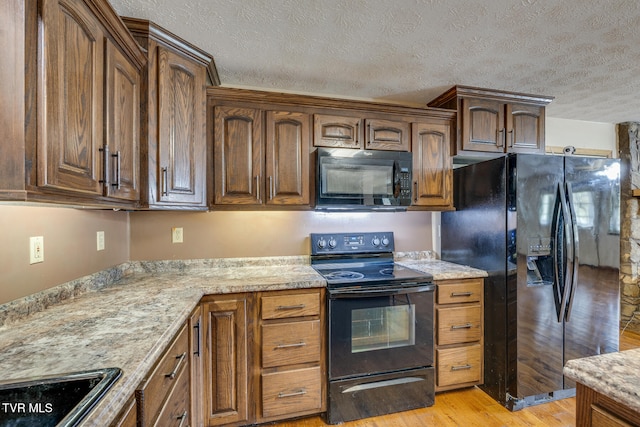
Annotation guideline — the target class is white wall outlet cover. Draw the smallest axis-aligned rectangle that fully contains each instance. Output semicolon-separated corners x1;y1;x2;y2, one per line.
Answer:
29;236;44;264
97;231;105;251
172;227;184;243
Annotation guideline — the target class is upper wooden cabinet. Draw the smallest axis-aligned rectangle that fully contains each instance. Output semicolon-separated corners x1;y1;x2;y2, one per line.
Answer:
2;0;145;207
428;86;553;156
412;120;453;209
122;18;219;210
313;115;410;151
209;92;311;208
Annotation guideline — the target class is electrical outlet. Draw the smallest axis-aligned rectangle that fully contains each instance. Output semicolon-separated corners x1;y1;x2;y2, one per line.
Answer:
172;227;183;243
29;236;44;264
97;231;105;251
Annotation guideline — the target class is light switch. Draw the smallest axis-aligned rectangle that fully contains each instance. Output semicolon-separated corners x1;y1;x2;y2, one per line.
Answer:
172;227;183;243
97;231;105;251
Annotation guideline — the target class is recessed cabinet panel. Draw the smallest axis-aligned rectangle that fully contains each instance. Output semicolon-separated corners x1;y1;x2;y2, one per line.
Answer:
158;47;206;205
313;114;361;148
411;121;452;208
104;40;140;201
365;119;410;151
266;111;310;205
213;106;263;205
509;104;545;153
41;0;104;194
462;98;504;153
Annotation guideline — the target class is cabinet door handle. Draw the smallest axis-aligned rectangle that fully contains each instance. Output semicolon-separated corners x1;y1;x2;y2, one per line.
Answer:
275;342;307;349
451;364;472;371
177;410;188;427
111;151;121;189
269;175;274;200
99;145;110;187
276;304;306;311
451;323;473;330
278;389;307;398
161;167;168;196
255;175;260;200
450;292;473;297
497;129;505;148
193;320;201;357
413;181;418;202
508;129;514;147
165;352;186;379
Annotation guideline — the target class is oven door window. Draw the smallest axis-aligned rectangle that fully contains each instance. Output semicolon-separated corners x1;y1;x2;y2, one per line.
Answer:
329;290;434;380
351;304;415;353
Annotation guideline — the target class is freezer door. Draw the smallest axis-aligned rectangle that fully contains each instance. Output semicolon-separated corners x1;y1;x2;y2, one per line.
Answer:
514;154;566;399
563;156;620;388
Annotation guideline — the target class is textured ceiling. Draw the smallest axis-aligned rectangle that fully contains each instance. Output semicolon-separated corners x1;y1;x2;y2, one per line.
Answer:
109;0;640;124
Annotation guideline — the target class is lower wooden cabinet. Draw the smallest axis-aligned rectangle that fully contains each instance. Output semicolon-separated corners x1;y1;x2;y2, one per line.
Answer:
199;288;326;426
136;323;190;426
576;383;640;427
109;395;137;427
435;278;484;392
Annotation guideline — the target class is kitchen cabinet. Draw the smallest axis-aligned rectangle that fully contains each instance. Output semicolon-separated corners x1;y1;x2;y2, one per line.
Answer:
313;114;410;151
435;278;484;392
110;395;136;427
189;305;204;427
576;383;640;427
411;120;453;209
200;288;325;426
201;294;250;426
428;85;553;156
9;0;145;207
211;105;310;207
122;18;219;210
136;323;190;426
256;289;326;423
207;86;455;211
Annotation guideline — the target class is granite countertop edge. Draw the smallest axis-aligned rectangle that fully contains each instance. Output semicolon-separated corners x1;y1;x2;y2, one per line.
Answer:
0;254;487;426
564;348;640;413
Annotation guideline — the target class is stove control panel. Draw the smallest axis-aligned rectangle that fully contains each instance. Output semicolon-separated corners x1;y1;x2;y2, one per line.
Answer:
311;232;394;255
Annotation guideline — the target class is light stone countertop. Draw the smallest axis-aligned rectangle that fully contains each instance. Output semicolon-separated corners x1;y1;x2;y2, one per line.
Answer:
0;254;486;426
396;256;489;280
564;348;640;413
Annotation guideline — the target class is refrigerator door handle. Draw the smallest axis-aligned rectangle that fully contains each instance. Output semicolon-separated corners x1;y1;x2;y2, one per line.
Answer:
555;182;574;323
564;182;580;321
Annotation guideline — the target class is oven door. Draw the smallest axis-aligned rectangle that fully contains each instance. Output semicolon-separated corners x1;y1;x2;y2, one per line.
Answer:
328;282;435;380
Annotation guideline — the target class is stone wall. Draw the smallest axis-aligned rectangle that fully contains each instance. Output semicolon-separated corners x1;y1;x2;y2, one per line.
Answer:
618;123;640;333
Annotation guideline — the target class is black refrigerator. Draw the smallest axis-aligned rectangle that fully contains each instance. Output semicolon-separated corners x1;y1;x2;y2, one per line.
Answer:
441;153;620;410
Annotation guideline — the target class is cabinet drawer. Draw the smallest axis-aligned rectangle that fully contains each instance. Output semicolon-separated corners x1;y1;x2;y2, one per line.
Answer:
437;305;481;345
437;344;481;388
261;292;320;320
437;279;482;305
153;362;189;427
262;366;322;418
262;320;320;368
138;325;189;423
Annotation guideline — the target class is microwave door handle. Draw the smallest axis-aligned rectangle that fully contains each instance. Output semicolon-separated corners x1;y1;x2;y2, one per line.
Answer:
393;160;401;198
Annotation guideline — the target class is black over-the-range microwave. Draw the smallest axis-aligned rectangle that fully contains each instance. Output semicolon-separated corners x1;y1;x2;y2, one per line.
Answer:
315;147;413;211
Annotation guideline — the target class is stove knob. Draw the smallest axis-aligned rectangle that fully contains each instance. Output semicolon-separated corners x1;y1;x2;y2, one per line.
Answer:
328;237;337;249
372;237;381;246
317;238;327;249
381;236;390;246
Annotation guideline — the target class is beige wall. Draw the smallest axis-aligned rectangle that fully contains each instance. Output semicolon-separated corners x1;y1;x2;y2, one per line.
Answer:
546;117;617;155
129;210;434;260
0;205;129;304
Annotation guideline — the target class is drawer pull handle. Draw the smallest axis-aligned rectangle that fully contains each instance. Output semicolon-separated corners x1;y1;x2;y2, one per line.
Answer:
451;364;472;371
450;292;473;297
166;352;186;379
451;323;473;330
276;304;306;310
275;342;307;349
177;410;188;427
278;389;307;398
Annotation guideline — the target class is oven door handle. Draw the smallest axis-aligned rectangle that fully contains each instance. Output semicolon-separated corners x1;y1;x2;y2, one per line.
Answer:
329;283;435;299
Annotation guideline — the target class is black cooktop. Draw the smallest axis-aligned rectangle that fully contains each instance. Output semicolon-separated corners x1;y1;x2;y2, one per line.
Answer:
312;258;433;286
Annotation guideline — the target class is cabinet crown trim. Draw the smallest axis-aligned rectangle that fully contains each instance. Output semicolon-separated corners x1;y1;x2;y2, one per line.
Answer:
428;85;554;108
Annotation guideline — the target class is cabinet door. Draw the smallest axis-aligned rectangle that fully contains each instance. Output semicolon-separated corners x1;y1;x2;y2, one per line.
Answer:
213;106;263;205
313;114;362;148
265;111;310;205
202;296;250;426
461;98;505;153
189;305;204;427
157;47;207;206
411;121;452;208
104;40;140;201
365;119;410;151
39;0;104;195
507;103;545;154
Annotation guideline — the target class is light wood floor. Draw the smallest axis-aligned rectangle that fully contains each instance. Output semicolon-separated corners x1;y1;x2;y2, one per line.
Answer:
272;331;640;427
